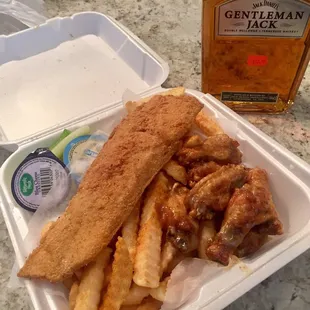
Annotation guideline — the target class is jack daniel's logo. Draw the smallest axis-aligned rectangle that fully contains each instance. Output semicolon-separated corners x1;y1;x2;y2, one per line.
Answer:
253;0;279;10
224;0;304;30
217;0;310;38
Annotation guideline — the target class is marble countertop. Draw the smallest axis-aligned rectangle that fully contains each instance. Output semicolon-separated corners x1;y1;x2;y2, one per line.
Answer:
1;0;310;309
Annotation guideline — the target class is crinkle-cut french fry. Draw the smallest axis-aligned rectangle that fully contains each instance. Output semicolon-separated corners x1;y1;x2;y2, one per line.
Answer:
133;173;167;288
157;87;185;98
140;172;169;226
122;202;140;263
40;221;55;240
183;135;204;148
125;87;185;114
198;220;216;260
75;248;111;310
109;229;122;250
102;263;112;290
160;240;177;276
101;237;133;310
162;160;187;185
195;111;224;136
136;296;163;310
123;283;150;306
69;280;79;310
133;214;162;288
150;277;169;302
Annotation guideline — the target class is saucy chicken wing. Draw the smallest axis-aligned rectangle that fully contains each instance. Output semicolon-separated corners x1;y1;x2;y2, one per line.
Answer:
157;183;198;253
206;168;283;265
188;161;222;188
177;134;242;166
186;165;248;220
235;230;268;258
255;218;284;235
235;217;283;258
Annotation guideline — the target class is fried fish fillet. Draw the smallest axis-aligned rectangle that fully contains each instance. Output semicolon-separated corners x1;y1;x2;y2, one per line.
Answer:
18;94;202;282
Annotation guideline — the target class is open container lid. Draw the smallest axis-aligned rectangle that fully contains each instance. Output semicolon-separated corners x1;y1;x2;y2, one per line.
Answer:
0;13;28;35
0;12;169;146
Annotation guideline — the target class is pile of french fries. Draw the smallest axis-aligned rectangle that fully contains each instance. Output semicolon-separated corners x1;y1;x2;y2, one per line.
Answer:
40;88;227;310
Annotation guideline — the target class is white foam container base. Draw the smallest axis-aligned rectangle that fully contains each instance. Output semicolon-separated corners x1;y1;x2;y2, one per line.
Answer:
0;12;310;310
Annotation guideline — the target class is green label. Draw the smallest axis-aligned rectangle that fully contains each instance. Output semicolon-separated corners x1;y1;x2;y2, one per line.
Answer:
20;173;34;196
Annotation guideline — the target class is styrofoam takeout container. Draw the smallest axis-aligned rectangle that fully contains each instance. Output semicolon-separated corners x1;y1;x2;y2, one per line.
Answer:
0;12;310;310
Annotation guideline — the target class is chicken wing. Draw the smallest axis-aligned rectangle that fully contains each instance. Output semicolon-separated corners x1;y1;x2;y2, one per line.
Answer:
177;134;242;166
186;165;248;220
235;216;283;258
255;218;284;235
206;168;283;265
188;161;222;188
157;183;198;253
235;229;268;258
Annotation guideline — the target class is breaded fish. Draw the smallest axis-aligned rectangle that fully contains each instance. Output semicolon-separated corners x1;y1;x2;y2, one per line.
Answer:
18;94;202;282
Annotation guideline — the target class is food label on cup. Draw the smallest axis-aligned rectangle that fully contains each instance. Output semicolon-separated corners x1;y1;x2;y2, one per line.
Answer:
11;148;70;212
63;134;107;182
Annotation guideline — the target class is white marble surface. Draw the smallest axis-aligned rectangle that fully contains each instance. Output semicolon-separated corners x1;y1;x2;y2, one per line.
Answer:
1;0;310;309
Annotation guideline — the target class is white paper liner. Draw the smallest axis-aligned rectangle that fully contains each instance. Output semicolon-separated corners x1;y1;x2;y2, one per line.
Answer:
161;259;226;310
8;89;247;309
